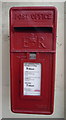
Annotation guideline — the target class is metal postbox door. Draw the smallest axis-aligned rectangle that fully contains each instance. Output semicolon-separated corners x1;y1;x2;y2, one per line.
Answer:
10;7;57;114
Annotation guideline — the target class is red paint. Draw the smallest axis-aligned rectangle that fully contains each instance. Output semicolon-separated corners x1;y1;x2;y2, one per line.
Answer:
10;7;57;114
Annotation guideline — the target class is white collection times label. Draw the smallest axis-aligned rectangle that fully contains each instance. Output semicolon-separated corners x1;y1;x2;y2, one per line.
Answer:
23;63;41;96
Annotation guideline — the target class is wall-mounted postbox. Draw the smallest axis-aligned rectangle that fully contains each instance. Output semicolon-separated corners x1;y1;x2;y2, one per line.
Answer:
10;7;57;114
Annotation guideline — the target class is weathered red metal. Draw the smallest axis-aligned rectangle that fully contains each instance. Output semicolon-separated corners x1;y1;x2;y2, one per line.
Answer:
10;7;57;114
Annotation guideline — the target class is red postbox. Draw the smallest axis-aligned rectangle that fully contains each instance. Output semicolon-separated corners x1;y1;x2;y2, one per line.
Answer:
10;7;57;114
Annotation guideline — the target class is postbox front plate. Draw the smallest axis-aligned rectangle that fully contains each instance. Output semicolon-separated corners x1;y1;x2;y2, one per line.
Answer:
10;7;57;114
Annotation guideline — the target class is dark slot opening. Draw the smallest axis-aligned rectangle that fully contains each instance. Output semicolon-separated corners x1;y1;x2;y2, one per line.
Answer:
14;27;52;32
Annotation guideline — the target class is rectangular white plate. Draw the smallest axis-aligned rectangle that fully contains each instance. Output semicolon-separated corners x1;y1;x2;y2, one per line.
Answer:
23;63;41;96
